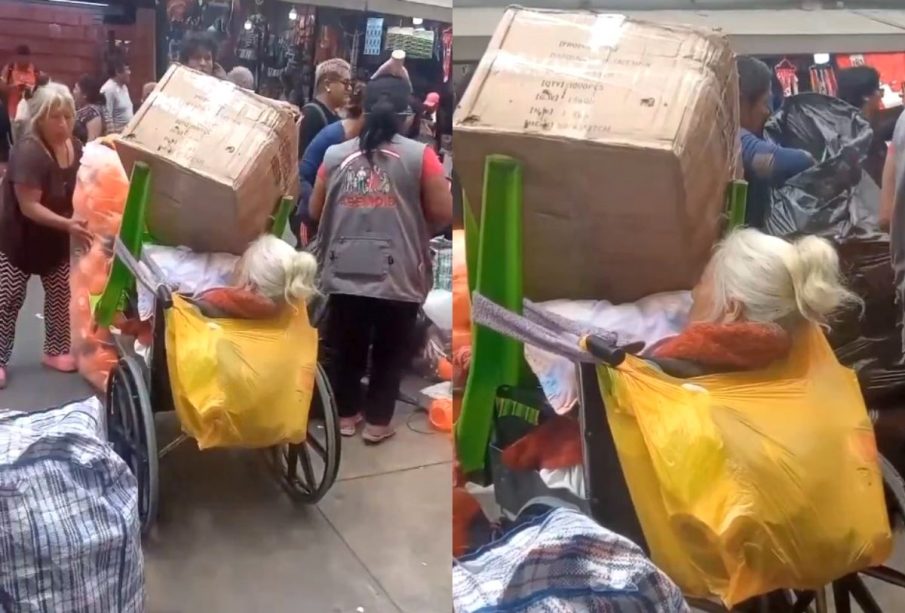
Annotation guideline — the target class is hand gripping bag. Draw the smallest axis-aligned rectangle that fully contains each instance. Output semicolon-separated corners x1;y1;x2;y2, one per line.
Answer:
165;294;318;449
600;324;892;606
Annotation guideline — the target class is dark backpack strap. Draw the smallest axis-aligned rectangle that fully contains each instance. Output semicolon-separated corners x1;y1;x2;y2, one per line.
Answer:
302;102;327;126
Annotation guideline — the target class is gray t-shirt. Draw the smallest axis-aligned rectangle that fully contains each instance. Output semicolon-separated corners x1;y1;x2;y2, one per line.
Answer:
101;79;133;133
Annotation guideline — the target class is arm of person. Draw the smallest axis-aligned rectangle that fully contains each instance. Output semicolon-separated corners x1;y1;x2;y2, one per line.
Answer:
102;85;116;128
740;130;815;186
14;184;72;231
880;144;896;232
421;147;452;230
309;165;327;222
85;116;103;143
300;125;339;186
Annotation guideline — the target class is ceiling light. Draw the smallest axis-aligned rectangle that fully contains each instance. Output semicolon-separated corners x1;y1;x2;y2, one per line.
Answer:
288;7;298;20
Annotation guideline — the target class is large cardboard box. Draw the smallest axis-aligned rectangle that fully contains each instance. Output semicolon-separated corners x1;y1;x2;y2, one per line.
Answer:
455;8;738;302
116;65;300;254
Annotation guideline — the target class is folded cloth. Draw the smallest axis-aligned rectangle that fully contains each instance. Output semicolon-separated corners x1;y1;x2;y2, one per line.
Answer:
524;293;692;413
453;507;688;612
137;245;238;320
0;398;145;612
193;287;282;319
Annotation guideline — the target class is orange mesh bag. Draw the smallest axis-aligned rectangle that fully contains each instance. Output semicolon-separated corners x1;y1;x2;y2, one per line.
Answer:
69;141;129;390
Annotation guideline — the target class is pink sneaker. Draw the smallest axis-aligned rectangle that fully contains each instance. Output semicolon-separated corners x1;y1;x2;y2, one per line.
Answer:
42;354;77;373
0;367;6;389
339;414;363;437
362;423;396;445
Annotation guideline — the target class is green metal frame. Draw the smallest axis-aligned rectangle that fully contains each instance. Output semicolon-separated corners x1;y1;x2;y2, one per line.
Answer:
92;162;296;328
455;154;748;474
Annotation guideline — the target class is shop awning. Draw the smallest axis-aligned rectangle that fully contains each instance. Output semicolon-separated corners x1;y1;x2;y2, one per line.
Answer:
282;0;450;23
453;7;905;62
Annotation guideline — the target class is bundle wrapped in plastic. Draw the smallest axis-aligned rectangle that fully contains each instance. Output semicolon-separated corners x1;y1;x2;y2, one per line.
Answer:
70;140;129;390
604;325;892;606
763;93;905;403
0;398;145;612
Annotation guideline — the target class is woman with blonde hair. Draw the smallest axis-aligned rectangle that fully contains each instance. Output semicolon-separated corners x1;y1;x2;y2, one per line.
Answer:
0;81;91;388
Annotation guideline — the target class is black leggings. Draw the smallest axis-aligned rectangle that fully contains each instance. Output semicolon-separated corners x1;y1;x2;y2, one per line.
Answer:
323;294;420;426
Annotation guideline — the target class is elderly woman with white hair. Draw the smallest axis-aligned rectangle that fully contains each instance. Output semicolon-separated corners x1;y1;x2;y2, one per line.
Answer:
500;228;861;473
227;66;255;90
0;81;91;388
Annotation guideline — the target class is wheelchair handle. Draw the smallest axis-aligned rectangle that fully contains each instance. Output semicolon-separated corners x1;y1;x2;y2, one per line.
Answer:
580;334;626;367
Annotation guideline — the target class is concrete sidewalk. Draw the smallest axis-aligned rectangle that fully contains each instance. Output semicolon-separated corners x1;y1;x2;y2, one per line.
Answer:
2;280;452;613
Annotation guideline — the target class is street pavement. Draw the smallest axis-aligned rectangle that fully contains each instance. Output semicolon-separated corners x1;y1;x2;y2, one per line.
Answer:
2;279;452;612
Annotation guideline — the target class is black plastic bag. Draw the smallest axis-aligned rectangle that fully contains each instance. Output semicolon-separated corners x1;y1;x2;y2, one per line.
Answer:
763;93;880;240
763;93;905;403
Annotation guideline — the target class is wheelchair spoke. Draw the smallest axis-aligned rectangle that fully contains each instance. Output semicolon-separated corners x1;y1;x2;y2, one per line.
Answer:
297;445;317;492
832;580;851;613
306;432;327;460
284;445;299;482
849;575;883;613
791;591;814;613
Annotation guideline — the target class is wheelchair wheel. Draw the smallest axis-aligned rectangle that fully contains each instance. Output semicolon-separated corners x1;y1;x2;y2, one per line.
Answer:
106;355;159;535
268;363;340;503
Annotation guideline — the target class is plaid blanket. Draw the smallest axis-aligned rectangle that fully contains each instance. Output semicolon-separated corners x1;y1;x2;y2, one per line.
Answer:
453;508;688;613
0;398;145;612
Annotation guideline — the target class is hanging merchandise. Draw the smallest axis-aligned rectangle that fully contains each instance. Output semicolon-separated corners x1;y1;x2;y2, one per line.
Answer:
810;65;837;96
385;26;435;59
774;58;799;97
315;26;341;65
442;27;452;83
236;14;265;62
365;17;384;56
167;0;188;22
350;30;361;73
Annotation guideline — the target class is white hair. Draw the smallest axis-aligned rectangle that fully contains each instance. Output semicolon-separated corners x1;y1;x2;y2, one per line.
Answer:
707;228;859;328
227;66;254;90
234;235;318;305
27;82;75;135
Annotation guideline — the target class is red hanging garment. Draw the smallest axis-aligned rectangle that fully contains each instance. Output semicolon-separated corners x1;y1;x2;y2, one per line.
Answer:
774;58;798;97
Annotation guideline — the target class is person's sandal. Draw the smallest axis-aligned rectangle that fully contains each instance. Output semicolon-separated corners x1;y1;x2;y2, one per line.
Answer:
362;423;396;444
339;414;363;437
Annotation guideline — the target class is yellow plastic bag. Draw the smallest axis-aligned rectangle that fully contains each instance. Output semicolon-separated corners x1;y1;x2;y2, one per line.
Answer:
165;294;318;450
601;324;891;606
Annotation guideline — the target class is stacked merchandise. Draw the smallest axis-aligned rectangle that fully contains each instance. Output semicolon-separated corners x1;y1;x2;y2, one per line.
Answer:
115;64;299;255
455;8;739;303
69;66;300;391
809;64;838;96
774;58;799;97
763;93;905;404
385;27;435;59
69;141;130;390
